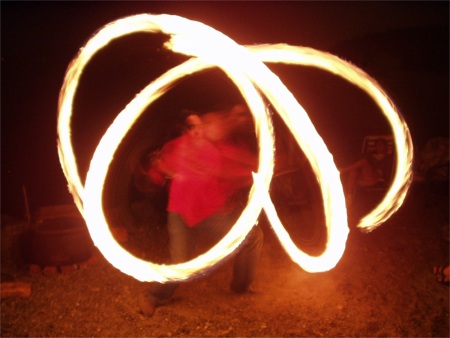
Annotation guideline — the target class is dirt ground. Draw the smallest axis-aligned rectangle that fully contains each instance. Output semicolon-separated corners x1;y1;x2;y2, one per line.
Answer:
1;181;449;337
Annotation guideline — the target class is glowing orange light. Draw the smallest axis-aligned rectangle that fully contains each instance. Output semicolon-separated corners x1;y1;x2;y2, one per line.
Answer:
57;14;413;282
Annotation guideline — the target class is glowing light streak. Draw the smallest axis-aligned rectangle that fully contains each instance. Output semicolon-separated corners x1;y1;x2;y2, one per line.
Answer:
57;14;412;282
247;45;414;231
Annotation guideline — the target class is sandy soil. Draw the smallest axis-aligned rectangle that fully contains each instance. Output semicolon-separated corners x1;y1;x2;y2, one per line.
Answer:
1;182;449;337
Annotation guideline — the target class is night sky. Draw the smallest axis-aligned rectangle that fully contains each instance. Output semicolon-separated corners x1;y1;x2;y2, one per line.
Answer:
1;1;448;218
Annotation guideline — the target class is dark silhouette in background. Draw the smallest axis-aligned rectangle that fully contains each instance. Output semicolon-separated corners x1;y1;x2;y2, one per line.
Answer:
340;137;395;205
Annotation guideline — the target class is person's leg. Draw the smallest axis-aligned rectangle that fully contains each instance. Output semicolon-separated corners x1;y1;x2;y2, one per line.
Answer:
140;212;192;316
343;169;358;206
167;212;195;264
230;225;264;293
194;212;264;293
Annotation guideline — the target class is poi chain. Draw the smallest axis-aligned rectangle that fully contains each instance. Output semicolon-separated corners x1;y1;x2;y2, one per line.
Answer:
57;14;413;282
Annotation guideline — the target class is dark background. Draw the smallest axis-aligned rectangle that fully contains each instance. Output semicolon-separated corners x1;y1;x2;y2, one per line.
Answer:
1;1;448;218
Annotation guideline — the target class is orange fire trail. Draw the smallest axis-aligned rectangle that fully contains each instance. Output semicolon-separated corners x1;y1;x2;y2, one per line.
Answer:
57;14;413;282
248;45;414;232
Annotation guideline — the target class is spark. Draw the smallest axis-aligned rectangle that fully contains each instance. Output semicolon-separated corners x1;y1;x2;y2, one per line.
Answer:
57;14;413;282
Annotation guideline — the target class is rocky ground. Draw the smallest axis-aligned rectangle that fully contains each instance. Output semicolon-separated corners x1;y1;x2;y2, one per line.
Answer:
1;182;449;337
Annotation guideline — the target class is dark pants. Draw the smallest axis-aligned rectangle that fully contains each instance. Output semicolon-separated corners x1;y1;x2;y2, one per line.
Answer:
146;211;264;304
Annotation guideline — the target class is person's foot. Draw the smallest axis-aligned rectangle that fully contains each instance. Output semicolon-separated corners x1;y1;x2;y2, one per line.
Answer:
138;294;157;317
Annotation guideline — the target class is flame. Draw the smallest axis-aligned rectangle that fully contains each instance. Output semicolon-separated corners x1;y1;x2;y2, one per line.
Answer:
247;45;414;232
57;14;413;282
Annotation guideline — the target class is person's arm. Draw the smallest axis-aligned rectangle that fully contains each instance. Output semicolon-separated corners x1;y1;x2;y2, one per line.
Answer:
340;159;364;175
218;141;258;188
145;150;166;186
146;141;178;185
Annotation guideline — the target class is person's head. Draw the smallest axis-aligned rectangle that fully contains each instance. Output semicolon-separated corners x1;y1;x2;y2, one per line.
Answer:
201;111;228;142
374;138;388;155
201;103;252;142
230;103;251;123
185;114;203;138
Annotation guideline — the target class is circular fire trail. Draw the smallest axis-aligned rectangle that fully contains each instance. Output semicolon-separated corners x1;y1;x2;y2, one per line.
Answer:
57;14;413;282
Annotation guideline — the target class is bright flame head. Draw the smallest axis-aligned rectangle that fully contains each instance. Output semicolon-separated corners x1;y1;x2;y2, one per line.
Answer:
57;14;413;282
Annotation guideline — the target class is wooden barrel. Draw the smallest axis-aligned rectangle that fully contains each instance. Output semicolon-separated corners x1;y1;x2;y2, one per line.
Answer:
25;217;94;267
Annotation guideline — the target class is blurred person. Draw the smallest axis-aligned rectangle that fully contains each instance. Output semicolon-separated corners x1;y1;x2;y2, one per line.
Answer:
340;138;394;205
138;104;262;317
415;137;449;195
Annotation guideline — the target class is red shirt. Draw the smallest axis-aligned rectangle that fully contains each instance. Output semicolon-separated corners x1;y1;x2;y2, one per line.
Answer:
148;133;256;227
